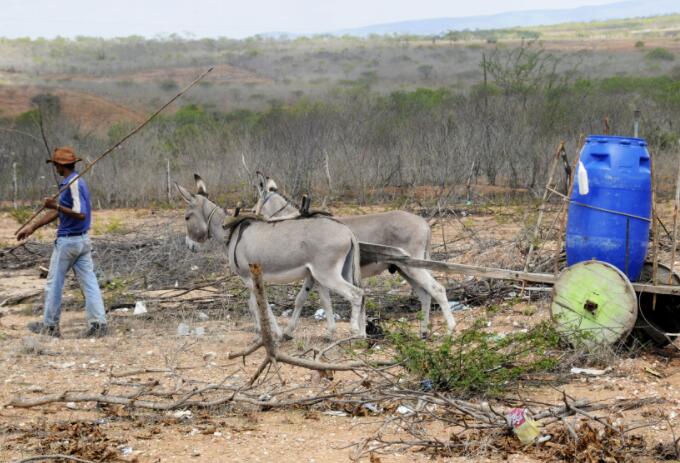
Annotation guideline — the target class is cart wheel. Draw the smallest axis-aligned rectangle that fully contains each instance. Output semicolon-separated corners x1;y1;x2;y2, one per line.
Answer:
551;260;637;348
629;263;680;348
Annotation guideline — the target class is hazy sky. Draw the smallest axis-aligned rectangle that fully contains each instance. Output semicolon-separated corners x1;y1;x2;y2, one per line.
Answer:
2;0;620;39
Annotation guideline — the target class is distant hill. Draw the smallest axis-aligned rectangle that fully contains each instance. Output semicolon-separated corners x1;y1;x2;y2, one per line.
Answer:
329;0;680;36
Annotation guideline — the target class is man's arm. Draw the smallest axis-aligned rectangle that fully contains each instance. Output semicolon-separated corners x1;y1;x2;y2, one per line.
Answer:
44;197;85;221
15;209;58;241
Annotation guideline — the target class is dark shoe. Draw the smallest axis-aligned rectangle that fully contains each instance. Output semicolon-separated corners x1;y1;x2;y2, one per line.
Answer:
81;323;108;338
27;321;61;338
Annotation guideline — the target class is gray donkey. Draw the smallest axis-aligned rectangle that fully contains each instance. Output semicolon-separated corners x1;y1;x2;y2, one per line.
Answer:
176;176;365;339
254;172;456;337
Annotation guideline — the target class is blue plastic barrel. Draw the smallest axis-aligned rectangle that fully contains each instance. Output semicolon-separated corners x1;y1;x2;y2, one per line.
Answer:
566;135;652;281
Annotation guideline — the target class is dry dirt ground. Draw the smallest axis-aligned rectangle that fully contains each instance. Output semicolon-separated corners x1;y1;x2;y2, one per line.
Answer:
2;206;680;462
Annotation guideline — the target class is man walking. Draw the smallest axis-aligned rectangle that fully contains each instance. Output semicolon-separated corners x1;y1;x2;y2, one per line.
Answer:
16;147;108;338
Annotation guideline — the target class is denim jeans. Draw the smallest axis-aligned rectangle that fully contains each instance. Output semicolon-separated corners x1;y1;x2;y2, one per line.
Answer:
43;234;106;327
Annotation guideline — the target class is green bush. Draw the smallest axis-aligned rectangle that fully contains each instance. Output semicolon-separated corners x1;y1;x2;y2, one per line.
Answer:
646;47;675;61
387;320;562;397
159;79;179;91
385;87;451;115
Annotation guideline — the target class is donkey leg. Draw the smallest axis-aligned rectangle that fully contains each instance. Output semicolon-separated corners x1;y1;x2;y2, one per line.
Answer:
313;274;364;337
246;280;283;340
397;269;432;337
318;286;336;340
400;267;455;335
267;305;283;340
283;274;314;339
247;288;262;335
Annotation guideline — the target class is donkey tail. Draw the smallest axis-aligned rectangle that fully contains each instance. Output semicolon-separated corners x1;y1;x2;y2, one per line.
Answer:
342;230;363;288
424;223;432;260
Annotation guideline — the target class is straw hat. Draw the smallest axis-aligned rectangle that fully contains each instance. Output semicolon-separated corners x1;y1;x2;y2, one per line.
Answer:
46;146;81;165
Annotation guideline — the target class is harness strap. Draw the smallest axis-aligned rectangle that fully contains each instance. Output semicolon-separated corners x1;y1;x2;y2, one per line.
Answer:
229;221;252;271
260;191;295;219
269;201;292;218
205;205;220;239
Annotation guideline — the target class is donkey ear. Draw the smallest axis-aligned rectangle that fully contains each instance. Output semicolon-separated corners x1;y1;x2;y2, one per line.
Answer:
255;171;267;192
194;173;208;197
175;183;194;203
266;177;278;192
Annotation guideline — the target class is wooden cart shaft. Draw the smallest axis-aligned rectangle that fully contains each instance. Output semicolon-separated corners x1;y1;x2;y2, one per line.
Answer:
360;242;680;297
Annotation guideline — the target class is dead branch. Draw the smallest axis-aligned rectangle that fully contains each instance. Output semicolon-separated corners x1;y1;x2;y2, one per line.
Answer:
13;455;95;463
0;290;42;307
242;264;394;373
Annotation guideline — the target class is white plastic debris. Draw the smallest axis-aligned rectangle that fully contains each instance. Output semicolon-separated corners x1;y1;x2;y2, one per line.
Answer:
133;301;147;315
323;410;348;417
448;300;468;312
197;312;209;321
362;402;382;414
190;265;199;271
119;446;133;457
570;367;611;376
171;410;193;419
49;361;75;369
313;309;340;320
177;323;190;336
113;308;129;313
281;309;293;318
396;405;414;415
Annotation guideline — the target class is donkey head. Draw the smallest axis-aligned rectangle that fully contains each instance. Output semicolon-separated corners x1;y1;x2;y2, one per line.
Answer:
254;171;284;216
176;174;219;250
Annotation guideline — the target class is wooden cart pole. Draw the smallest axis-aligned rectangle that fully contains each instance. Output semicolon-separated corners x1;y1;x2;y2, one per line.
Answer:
553;134;585;275
651;146;659;309
524;141;565;272
670;149;680;283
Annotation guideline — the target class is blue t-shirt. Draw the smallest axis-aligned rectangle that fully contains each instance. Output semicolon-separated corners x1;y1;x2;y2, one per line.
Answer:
57;172;91;237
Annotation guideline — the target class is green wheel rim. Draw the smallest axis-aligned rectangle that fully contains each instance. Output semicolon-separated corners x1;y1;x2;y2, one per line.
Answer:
551;260;637;347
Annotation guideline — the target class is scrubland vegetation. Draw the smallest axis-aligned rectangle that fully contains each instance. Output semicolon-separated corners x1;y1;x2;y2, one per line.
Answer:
1;15;680;206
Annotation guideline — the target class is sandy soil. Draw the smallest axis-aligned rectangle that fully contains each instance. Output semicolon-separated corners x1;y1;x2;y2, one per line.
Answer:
2;206;680;462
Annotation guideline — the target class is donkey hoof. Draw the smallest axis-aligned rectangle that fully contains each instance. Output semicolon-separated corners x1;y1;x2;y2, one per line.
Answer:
282;332;294;341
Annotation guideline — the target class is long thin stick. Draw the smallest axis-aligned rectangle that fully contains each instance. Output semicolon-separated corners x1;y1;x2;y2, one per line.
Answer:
651;146;659;309
15;66;214;235
546;187;651;222
554;134;585;275
36;109;60;186
12;162;18;209
524;140;565;272
14;455;95;463
669;150;680;283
